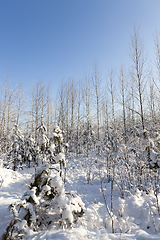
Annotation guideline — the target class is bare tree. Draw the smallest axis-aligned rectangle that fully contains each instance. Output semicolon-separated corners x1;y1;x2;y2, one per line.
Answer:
92;64;102;142
76;78;82;156
148;76;156;124
108;69;116;127
15;83;25;127
130;75;135;129
83;73;92;131
154;31;160;121
82;73;94;156
30;81;46;139
0;76;15;138
70;79;76;135
46;84;55;137
155;31;160;79
130;27;146;130
102;89;109;139
108;68;117;152
67;79;77;152
56;81;65;133
65;82;70;143
119;65;127;143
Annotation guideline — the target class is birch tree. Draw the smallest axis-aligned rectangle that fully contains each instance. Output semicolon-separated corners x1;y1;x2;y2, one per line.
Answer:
15;83;25;127
92;64;102;142
0;77;15;139
119;65;127;143
30;81;47;139
130;27;146;131
108;69;117;151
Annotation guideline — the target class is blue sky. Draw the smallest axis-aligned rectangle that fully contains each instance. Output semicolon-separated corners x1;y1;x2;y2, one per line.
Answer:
0;0;160;95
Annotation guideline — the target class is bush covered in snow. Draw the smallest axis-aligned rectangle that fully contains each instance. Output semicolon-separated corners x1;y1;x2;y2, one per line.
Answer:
2;166;85;239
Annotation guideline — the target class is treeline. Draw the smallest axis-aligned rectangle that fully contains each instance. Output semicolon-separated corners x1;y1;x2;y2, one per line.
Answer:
0;27;160;156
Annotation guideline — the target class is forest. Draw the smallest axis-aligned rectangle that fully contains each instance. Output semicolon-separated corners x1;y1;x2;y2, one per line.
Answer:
1;28;160;239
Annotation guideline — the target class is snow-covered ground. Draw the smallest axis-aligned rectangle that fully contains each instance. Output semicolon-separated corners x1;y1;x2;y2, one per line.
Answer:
0;156;160;240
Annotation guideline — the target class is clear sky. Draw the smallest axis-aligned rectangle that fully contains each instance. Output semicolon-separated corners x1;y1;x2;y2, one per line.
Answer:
0;0;160;95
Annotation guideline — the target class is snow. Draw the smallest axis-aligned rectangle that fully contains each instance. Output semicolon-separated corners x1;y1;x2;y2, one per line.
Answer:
15;219;28;231
62;204;74;223
55;152;65;163
0;157;160;239
48;143;55;152
50;174;64;193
